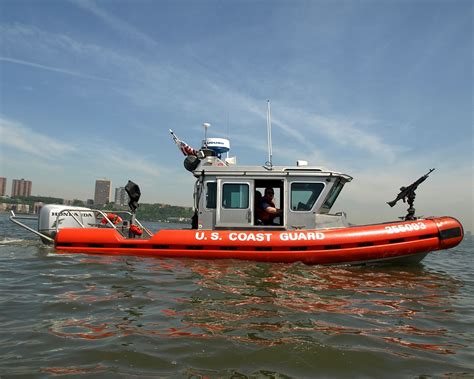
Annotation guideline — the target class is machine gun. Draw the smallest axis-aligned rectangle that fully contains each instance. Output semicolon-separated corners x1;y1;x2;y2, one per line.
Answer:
387;168;435;220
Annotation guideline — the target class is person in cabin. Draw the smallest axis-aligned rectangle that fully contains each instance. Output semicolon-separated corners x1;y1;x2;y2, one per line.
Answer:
257;187;282;225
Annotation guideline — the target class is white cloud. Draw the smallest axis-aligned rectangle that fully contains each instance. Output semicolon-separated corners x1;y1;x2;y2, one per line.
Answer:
1;20;403;167
0;117;77;159
271;105;404;163
0;57;110;81
69;0;159;49
94;145;162;178
0;116;165;185
180;81;403;166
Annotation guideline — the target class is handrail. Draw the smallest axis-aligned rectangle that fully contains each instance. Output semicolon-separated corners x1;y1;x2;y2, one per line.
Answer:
56;209;87;229
55;209;153;238
9;211;54;244
9;208;153;243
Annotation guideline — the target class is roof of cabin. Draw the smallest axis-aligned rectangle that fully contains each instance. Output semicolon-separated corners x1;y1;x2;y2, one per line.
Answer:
193;163;353;181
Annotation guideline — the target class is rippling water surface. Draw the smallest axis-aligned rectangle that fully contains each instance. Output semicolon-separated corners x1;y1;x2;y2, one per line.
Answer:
0;214;473;378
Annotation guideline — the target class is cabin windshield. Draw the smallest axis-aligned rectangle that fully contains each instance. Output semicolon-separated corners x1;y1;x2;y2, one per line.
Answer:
290;182;325;211
322;181;344;210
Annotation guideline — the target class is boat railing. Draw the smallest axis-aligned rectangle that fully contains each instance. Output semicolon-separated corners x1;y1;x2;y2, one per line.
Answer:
9;208;153;243
9;211;55;243
56;209;154;238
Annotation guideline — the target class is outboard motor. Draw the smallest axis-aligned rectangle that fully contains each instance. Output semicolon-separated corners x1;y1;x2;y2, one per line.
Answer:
38;204;95;238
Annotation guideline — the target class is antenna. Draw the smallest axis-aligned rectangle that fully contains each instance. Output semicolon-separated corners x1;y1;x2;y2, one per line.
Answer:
226;112;230;159
266;100;273;168
202;122;211;147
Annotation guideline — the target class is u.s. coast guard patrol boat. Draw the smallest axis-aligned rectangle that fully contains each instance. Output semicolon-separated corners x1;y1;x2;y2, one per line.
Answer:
10;127;463;265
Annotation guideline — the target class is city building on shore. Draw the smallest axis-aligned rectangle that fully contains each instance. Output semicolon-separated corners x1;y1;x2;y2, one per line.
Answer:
114;187;129;207
0;177;6;197
11;178;32;197
94;179;111;206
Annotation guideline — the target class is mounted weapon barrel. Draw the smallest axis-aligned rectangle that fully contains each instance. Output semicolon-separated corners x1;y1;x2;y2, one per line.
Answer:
387;168;435;207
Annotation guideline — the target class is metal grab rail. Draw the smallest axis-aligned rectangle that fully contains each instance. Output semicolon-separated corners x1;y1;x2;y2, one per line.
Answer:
9;211;54;244
9;208;154;244
56;209;153;238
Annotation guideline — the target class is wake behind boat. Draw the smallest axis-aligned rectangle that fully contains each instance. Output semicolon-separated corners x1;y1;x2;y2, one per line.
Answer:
10;124;463;265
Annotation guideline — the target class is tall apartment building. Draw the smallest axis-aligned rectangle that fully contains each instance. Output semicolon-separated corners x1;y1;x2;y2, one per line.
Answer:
94;179;111;206
0;177;6;196
11;178;32;197
114;187;129;207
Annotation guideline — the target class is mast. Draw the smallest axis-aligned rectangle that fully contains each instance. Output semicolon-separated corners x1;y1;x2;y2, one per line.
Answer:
266;100;273;168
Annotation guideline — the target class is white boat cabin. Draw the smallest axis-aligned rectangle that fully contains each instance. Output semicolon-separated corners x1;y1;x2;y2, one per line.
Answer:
191;156;353;231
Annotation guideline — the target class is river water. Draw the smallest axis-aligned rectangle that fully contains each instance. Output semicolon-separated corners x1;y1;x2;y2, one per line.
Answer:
0;214;473;378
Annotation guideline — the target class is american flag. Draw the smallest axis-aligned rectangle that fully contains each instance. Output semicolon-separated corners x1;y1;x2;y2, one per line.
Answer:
169;129;199;156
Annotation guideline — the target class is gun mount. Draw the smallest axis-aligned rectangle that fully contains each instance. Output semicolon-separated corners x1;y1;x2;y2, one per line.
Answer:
387;169;435;220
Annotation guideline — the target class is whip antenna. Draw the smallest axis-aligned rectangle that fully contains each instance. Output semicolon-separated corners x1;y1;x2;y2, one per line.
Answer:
266;100;273;168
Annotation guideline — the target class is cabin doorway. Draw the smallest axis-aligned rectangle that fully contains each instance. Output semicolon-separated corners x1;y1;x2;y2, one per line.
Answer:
254;179;284;226
213;179;285;228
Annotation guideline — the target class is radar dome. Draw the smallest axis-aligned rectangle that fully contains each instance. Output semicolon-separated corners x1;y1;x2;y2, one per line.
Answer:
203;138;230;154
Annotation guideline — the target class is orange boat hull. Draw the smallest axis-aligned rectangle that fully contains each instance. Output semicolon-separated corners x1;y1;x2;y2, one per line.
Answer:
54;217;463;265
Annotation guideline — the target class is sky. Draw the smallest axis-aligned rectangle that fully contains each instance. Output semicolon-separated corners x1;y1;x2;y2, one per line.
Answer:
0;0;472;232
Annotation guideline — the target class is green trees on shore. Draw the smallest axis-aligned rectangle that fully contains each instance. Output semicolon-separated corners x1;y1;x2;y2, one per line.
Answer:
1;196;64;205
0;196;193;222
134;203;193;222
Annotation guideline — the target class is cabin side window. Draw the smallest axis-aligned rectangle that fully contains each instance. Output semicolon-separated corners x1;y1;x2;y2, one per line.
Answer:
206;182;217;209
222;183;249;209
322;181;344;210
290;182;325;211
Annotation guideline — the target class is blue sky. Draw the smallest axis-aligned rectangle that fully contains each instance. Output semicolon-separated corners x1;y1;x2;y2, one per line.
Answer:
0;0;472;232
